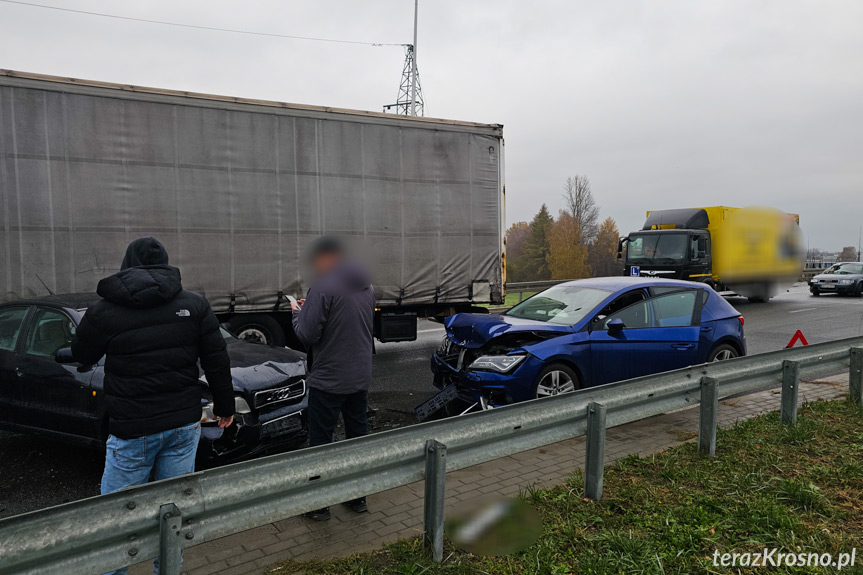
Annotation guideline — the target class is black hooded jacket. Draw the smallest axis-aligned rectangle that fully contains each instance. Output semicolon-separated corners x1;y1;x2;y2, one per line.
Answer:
72;238;234;439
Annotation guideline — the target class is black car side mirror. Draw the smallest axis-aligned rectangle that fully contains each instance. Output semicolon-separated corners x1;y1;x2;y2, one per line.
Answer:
607;318;625;336
55;347;75;364
56;347;95;372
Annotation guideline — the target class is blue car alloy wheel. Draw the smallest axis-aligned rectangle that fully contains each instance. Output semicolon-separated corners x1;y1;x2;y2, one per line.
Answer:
534;363;579;398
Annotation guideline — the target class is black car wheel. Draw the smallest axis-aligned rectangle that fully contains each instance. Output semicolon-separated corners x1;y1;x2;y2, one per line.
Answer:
810;289;820;297
534;363;580;398
224;314;286;347
708;343;739;362
855;282;863;298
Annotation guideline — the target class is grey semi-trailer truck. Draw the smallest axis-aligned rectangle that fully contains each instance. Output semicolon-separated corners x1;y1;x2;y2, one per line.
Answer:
0;70;505;345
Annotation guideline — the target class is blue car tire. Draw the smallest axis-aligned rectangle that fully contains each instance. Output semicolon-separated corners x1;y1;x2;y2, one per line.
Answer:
707;343;738;362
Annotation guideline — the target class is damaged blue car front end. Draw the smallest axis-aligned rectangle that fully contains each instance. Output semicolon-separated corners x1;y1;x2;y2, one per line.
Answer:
430;313;586;409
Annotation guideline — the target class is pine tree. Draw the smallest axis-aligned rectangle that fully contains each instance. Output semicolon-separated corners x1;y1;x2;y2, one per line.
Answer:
505;221;531;282
523;204;554;280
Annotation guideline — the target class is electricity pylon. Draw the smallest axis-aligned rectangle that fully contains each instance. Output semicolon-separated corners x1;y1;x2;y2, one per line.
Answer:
383;1;424;116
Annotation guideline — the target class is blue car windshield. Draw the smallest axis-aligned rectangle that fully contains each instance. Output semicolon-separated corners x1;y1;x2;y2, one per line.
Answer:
506;286;611;325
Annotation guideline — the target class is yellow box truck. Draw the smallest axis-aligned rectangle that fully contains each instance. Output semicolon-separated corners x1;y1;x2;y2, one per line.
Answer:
619;206;803;302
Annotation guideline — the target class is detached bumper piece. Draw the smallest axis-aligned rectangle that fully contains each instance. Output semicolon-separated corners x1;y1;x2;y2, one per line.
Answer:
197;398;308;467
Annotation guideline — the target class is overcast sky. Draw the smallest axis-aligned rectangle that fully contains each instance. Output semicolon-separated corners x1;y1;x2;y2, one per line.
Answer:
1;0;860;251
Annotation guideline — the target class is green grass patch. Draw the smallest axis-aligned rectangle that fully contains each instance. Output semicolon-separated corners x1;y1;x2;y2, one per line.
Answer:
270;400;863;574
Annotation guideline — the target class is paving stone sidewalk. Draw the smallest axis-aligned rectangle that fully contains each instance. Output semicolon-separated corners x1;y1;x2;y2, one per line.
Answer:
129;374;850;575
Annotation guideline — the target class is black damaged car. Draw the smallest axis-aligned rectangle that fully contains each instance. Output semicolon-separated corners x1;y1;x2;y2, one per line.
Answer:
0;295;308;467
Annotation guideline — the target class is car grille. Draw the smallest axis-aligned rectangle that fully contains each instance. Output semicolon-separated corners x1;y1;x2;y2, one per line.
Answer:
438;337;467;368
253;379;306;409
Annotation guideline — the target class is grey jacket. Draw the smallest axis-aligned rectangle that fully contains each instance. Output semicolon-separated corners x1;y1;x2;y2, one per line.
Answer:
292;259;375;394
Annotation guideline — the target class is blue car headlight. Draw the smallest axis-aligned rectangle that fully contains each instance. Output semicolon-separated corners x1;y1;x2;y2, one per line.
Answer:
468;354;527;373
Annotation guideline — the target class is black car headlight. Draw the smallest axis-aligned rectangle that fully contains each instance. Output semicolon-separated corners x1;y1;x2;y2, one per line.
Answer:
468;354;526;373
201;396;251;423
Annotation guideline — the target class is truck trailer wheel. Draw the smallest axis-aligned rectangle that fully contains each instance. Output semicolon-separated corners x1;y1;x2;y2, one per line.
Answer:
225;314;286;347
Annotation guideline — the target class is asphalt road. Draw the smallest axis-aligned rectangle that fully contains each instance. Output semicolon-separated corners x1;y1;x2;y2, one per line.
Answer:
2;284;861;518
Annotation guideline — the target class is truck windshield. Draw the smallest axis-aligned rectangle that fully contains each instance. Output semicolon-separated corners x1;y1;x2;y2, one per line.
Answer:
506;286;610;325
626;233;688;264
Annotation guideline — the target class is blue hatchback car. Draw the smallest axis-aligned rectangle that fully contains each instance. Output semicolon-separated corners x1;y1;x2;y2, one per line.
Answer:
430;277;745;409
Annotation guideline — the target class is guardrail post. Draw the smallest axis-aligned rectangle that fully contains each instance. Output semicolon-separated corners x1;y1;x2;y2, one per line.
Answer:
159;503;183;575
424;439;447;563
584;402;607;501
781;360;800;425
850;348;863;405
698;377;718;457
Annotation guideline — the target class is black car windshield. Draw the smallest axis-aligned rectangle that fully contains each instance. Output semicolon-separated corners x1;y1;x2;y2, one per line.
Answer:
506;286;611;325
626;233;688;264
825;263;863;275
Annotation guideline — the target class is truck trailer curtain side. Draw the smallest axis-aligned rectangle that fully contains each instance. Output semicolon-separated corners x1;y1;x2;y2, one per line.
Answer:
0;71;505;329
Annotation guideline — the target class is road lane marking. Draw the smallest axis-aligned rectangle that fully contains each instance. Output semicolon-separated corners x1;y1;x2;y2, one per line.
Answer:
789;308;816;314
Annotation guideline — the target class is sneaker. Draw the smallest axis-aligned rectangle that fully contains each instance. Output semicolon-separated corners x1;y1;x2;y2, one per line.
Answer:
304;507;331;521
344;497;368;513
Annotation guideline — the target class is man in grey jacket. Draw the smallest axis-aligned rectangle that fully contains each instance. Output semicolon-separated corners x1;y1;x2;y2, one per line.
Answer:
291;236;375;521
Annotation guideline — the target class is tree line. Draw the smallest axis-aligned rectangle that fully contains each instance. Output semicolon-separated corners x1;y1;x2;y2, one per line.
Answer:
507;175;622;282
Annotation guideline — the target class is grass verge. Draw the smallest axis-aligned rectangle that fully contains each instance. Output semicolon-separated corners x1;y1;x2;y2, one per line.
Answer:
270;400;863;574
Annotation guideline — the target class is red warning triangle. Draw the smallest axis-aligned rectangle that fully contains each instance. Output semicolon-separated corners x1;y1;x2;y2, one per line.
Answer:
786;330;809;348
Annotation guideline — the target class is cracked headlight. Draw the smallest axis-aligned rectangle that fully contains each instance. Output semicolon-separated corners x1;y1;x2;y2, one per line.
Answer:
201;396;251;423
468;354;527;373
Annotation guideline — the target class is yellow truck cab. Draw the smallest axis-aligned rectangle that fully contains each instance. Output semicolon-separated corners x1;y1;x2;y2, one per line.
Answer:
619;206;803;302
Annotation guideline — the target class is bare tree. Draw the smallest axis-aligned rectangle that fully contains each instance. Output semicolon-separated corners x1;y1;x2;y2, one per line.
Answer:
562;175;599;243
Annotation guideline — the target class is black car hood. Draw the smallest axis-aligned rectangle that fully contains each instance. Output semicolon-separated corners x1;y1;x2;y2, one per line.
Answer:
88;337;307;395
200;339;307;394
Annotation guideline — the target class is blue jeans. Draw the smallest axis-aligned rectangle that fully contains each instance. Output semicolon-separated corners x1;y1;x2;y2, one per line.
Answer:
101;422;201;575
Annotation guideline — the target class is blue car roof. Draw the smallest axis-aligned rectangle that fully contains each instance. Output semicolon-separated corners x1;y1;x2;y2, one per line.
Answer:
555;277;707;292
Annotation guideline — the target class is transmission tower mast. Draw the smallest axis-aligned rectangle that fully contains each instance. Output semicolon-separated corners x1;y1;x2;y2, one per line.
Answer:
383;0;424;116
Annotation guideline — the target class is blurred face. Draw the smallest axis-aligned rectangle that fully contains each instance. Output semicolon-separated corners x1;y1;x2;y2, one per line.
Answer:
312;252;341;277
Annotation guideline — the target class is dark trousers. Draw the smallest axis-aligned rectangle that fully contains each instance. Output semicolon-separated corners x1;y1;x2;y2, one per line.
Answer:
308;388;369;448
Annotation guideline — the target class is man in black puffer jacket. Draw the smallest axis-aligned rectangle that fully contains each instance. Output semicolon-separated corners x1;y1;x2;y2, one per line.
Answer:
72;237;234;575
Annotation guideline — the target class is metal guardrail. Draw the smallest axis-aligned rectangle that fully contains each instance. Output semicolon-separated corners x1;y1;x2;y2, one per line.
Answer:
2;338;862;573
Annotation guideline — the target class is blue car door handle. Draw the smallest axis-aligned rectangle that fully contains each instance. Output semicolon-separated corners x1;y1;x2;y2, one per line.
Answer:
700;326;713;332
671;343;695;350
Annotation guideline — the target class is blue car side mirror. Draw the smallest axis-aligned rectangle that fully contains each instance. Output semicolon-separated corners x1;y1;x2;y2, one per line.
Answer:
607;318;625;336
